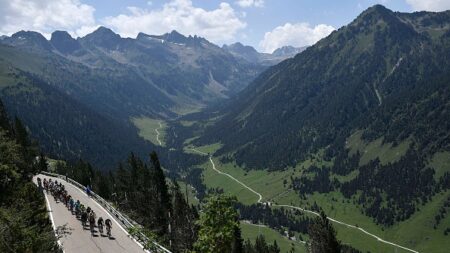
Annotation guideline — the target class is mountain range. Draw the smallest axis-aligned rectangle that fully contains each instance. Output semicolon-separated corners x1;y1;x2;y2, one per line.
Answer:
222;42;306;66
0;27;299;167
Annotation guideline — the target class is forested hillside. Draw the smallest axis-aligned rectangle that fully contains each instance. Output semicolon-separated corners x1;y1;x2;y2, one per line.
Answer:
195;5;450;227
0;66;153;168
0;99;60;252
199;5;450;169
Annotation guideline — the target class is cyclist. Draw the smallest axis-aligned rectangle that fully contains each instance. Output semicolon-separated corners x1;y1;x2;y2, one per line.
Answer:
69;197;74;212
81;211;88;227
79;204;86;219
89;211;96;235
97;217;104;235
37;177;42;189
75;200;81;216
43;178;48;192
105;218;112;237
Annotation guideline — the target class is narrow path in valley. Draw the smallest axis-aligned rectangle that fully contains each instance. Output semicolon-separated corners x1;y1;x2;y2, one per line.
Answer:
155;121;163;146
374;84;383;105
189;149;262;202
190;148;419;253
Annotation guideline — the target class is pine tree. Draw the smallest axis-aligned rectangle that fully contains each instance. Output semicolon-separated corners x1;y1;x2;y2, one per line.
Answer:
150;151;170;237
307;211;341;253
150;151;170;210
14;117;29;149
170;181;197;251
270;240;280;253
13;117;36;175
255;234;268;253
194;195;239;253
115;162;130;205
232;225;244;253
37;152;48;172
243;239;255;253
0;99;11;133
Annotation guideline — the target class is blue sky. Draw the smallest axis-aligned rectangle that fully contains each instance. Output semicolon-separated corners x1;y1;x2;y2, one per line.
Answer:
1;0;449;52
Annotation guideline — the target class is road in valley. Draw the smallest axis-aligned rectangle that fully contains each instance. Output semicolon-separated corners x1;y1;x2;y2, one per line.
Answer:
33;174;147;253
155;121;163;145
190;149;419;253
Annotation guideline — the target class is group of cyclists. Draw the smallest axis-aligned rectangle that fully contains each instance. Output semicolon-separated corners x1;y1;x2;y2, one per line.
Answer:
37;177;113;238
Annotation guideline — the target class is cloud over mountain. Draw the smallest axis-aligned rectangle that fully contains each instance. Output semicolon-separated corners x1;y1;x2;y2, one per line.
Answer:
103;0;246;43
259;22;335;53
0;0;97;38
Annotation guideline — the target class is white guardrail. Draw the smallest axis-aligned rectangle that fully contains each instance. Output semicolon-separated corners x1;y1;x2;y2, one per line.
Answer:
40;171;172;253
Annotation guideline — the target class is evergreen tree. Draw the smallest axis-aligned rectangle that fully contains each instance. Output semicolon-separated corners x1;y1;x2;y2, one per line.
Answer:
194;195;239;253
270;240;280;253
255;234;269;253
13;117;36;175
115;162;130;205
232;225;244;253
0;99;11;133
150;151;171;236
243;239;255;253
150;151;170;210
307;211;341;253
14;117;29;149
37;152;48;172
170;181;198;252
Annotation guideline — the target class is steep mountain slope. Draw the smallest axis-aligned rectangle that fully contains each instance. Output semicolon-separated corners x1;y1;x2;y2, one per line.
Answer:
201;5;450;169
0;65;152;168
196;5;450;229
0;99;61;253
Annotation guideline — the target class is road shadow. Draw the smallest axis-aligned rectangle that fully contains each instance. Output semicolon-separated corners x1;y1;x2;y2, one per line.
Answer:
56;223;74;239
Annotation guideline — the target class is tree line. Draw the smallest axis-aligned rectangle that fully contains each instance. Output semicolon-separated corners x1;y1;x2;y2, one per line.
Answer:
0;99;60;252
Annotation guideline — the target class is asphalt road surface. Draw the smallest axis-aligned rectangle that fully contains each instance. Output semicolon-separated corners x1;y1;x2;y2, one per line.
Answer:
33;174;147;253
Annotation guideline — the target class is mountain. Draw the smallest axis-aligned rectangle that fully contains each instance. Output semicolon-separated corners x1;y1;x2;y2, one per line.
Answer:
272;45;306;57
222;43;305;66
222;42;262;63
195;5;450;228
1;27;263;118
50;31;81;54
0;27;264;167
2;31;53;52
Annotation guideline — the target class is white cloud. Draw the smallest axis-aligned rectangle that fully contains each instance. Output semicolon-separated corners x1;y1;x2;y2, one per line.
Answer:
259;22;335;53
103;0;246;44
406;0;450;11
236;0;264;8
0;0;96;38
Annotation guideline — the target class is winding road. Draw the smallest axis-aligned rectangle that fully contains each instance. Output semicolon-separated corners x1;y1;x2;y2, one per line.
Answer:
190;148;419;253
155;121;163;146
33;174;148;253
